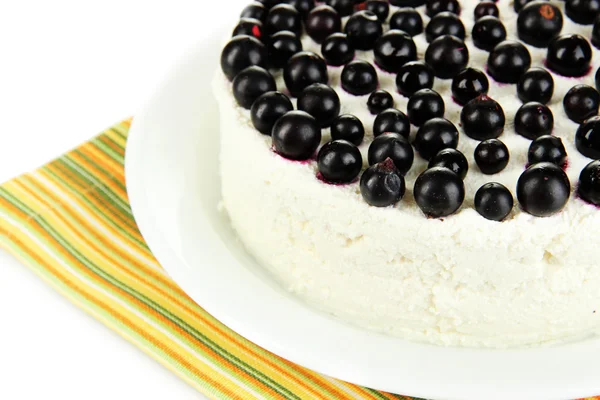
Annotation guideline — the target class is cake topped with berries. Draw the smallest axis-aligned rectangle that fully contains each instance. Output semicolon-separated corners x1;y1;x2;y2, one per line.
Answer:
213;0;600;347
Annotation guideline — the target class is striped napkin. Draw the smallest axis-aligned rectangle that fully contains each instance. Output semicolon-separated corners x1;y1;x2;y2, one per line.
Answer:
1;120;598;400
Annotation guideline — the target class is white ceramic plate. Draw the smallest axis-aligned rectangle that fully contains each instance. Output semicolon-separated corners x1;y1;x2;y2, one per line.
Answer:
125;34;600;400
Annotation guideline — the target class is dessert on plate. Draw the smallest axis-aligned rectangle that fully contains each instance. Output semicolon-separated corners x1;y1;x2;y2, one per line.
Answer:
213;0;600;347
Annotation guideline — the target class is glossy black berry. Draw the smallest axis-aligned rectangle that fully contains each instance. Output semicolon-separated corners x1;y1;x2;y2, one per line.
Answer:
576;116;600;159
345;11;384;50
474;183;514;221
297;83;341;127
451;67;489;105
317;140;363;183
306;5;342;43
514;0;546;13
428;148;469;180
251;91;294;135
265;4;302;36
374;30;418;73
487;40;531;83
373;108;411;138
272;111;322;160
517;2;563;48
283;51;328;96
360;159;406;207
341;60;378;96
396;61;435;97
474;2;499;20
414;118;459;160
233;18;264;41
461;95;505;141
472;16;507;52
325;0;354;16
368;90;394;115
517;162;571;217
256;0;281;9
366;0;390;22
232;66;276;109
425;35;470;79
547;34;593;77
565;0;600;25
528;135;567;166
426;0;461;17
517;67;554;104
407;89;445;127
594;16;600;49
321;33;354;66
390;0;426;6
368;133;415;175
563;85;600;124
390;7;424;37
474;139;509;175
414;167;465;218
221;35;268;81
241;2;267;21
285;0;315;19
515;102;554;140
268;31;303;68
330;114;365;145
578;160;600;205
425;12;466;42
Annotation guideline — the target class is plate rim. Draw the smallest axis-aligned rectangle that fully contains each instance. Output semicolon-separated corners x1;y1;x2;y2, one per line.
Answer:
124;36;600;400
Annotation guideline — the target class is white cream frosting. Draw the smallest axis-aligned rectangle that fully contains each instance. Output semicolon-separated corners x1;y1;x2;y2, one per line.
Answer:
214;0;600;347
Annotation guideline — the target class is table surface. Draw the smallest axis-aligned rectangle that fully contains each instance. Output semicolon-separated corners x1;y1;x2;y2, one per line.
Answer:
0;1;254;398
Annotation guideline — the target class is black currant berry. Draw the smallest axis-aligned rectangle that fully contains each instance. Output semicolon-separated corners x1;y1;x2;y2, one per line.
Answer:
517;2;563;48
321;33;354;66
251;91;294;135
221;35;268;81
374;30;418;73
268;30;303;68
528;135;567;166
341;60;378;96
345;10;384;50
407;89;445;127
317;140;363;183
367;90;394;115
451;67;489;105
373;108;411;138
366;0;390;22
578;160;600;205
474;2;499;20
414;167;465;218
472;16;507;52
283;51;328;96
517;162;571;217
576;116;600;159
425;35;470;79
547;34;593;77
425;12;466;42
360;159;406;207
325;0;354;16
563;85;600;124
514;102;554;140
272;111;322;160
330;114;365;145
233;18;264;41
368;133;415;175
475;182;514;221
306;5;342;43
460;95;505;141
414;118;459;160
297;83;341;127
265;4;302;36
396;61;435;97
565;0;600;25
487;40;531;84
517;67;554;104
474;139;510;174
426;0;461;17
390;7;423;37
241;2;267;22
428;148;469;180
232;66;276;109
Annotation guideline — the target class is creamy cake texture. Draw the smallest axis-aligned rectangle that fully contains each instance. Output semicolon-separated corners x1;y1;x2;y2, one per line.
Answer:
214;0;600;347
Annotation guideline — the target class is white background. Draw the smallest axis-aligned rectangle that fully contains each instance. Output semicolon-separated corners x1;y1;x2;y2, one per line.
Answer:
0;0;248;398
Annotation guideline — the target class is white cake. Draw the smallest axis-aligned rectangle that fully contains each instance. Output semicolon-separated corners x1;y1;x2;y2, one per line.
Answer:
214;0;600;347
